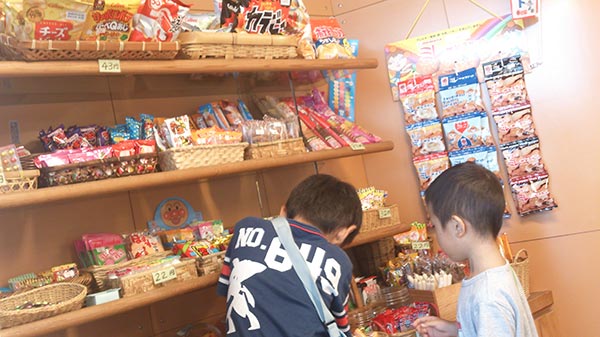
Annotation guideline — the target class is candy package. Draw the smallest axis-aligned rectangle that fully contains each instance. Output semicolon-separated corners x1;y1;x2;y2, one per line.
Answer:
412;152;450;191
129;0;190;42
0;144;23;173
16;0;92;41
500;137;546;179
181;11;220;32
126;232;164;259
405;119;445;157
191;126;242;145
140;114;155;140
493;107;536;144
300;121;330;151
163;115;194;148
510;173;557;216
126;116;142;140
310;17;352;59
218;100;245;129
448;146;500;176
483;56;530;113
398;76;438;125
80;0;139;41
438;68;485;119
442;111;492;152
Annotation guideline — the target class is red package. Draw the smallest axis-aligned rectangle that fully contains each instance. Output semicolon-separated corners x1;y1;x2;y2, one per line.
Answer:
112;140;137;158
310;17;353;59
135;140;157;154
129;0;190;42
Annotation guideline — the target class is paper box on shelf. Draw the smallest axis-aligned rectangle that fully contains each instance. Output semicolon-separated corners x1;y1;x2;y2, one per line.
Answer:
408;282;461;320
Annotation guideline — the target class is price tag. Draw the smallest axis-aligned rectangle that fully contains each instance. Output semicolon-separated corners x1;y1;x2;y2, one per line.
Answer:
412;241;431;250
98;59;121;73
378;208;392;219
349;143;365;151
152;267;177;285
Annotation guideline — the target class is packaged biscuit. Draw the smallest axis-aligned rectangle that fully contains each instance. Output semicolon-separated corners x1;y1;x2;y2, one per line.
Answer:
310;17;352;59
80;0;139;41
510;173;557;216
16;0;92;41
483;56;530;113
413;152;450;191
405;119;445;156
442;111;492;152
501;137;546;179
438;68;485;119
493;107;536;144
129;0;190;42
399;76;438;125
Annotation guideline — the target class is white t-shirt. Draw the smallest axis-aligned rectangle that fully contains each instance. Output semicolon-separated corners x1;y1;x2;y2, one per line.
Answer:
457;263;539;337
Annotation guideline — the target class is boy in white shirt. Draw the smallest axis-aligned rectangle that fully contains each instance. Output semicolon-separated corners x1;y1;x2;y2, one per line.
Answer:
413;162;538;337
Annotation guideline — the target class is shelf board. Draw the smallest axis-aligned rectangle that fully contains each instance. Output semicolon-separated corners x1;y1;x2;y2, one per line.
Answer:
0;273;220;337
0;141;394;210
345;223;410;249
0;58;378;78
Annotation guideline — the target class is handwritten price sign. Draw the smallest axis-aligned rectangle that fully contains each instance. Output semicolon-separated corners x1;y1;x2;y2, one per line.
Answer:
411;241;431;250
349;143;365;151
98;59;121;73
378;208;392;219
152;267;177;285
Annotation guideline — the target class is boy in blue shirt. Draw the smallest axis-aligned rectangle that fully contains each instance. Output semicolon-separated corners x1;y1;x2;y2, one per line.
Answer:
217;174;362;337
414;162;538;337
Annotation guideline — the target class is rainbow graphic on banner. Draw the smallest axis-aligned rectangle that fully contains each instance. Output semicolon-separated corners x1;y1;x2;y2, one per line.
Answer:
384;14;530;101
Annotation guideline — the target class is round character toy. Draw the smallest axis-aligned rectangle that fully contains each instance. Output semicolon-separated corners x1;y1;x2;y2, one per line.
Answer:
153;197;196;230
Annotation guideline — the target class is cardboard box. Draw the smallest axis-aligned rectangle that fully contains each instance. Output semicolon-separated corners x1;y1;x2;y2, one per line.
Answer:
408;282;461;320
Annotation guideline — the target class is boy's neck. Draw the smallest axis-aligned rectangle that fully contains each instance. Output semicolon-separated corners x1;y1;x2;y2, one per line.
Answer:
466;238;507;277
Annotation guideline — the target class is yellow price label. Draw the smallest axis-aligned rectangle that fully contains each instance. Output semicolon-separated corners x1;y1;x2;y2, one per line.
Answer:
411;241;431;250
349;143;365;151
378;208;392;219
98;59;121;73
152;267;177;285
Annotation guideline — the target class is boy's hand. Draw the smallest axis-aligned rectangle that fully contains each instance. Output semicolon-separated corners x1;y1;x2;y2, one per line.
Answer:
413;316;459;337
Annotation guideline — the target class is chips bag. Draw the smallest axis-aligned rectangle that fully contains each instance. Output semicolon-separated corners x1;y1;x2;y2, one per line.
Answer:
129;0;190;42
80;0;139;41
16;0;92;41
310;17;352;59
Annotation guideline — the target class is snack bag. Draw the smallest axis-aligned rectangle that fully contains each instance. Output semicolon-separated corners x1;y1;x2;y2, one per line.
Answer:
483;55;530;113
493;107;537;144
413;152;450;191
448;146;500;177
398;76;438;125
438;68;485;119
500;137;546;179
510;173;557;216
405;119;445;156
129;0;190;42
163;115;194;148
442;111;492;152
310;17;352;59
80;0;139;41
18;0;92;41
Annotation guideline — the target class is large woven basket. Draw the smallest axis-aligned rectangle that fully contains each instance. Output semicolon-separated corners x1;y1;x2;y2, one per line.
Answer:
0;283;86;329
511;249;530;298
0;170;39;194
0;34;179;61
353;238;395;277
360;205;400;233
158;143;247;171
196;251;226;276
244;138;306;160
178;32;298;60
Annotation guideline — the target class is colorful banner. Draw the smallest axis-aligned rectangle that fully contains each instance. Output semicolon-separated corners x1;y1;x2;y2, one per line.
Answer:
384;14;530;101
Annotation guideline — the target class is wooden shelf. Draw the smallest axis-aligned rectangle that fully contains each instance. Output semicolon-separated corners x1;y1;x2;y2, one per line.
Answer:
0;141;394;210
345;223;410;249
0;273;220;337
0;58;378;78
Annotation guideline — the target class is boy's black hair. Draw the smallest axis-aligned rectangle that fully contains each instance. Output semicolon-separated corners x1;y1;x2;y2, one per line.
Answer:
425;162;504;238
285;174;362;245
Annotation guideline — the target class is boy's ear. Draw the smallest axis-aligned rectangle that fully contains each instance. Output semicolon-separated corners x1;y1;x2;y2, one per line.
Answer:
451;215;468;238
330;225;357;246
279;205;286;217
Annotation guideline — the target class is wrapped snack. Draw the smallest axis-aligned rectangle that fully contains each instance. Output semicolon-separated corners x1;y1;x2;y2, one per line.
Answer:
51;263;79;282
135;139;157;154
81;233;128;266
126;116;142;140
483;56;530;113
160;228;195;249
493;107;536;144
438;68;485;119
0;145;22;173
140;114;155;140
126;232;164;259
300;120;330;151
190;113;208;129
163;115;194;148
16;0;92;41
399;76;437;125
442;111;492;152
129;0;190;42
449;146;500;176
510;173;557;216
112;140;137;157
405;119;445;156
192;126;242;145
181;11;219;32
412;152;450;191
310;17;352;59
80;0;139;41
108;124;130;144
39;125;68;152
219;100;245;129
297;108;341;149
97;126;110;146
238;99;254;121
501;137;546;179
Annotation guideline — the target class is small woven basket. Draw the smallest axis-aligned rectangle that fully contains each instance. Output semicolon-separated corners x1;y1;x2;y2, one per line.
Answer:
114;259;198;298
360;205;400;233
59;272;95;294
244;138;306;160
511;249;530;298
158;143;247;171
353;238;395;277
0;170;39;194
196;251;226;276
0;34;179;61
178;32;298;60
0;283;87;329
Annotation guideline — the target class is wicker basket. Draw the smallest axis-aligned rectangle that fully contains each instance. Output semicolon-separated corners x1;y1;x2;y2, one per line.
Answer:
0;283;86;329
178;32;298;60
39;153;158;187
244;138;306;160
59;272;95;294
114;259;198;298
361;205;400;233
511;249;530;298
0;34;179;61
85;251;172;291
196;251;226;276
0;170;39;194
353;238;395;277
158;143;247;171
